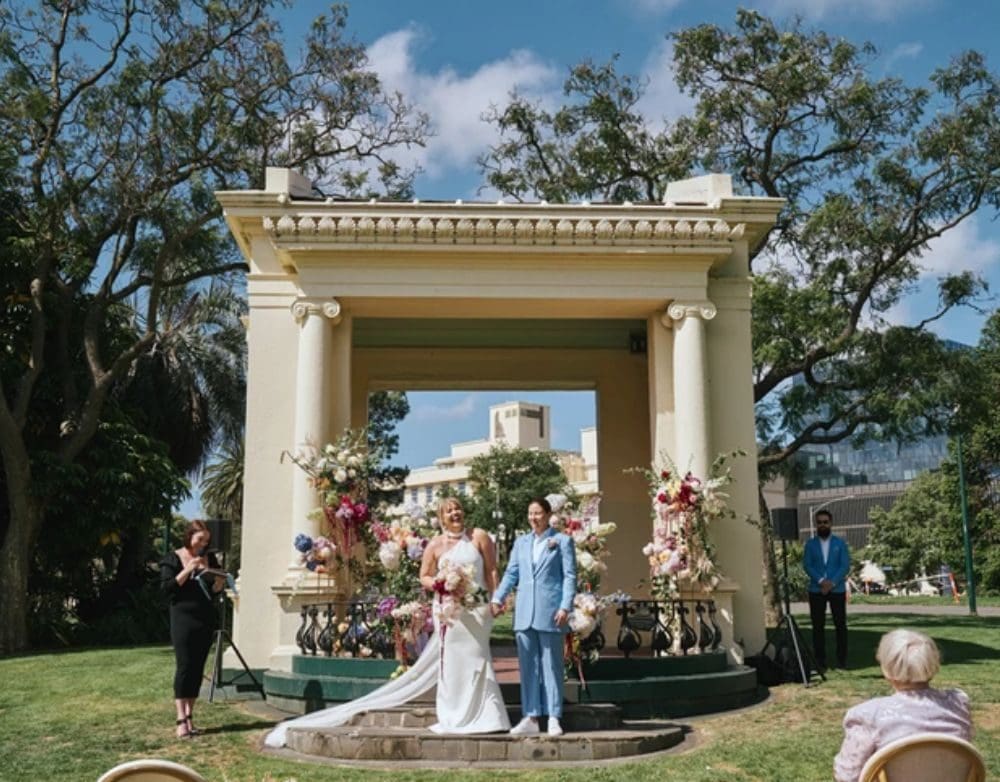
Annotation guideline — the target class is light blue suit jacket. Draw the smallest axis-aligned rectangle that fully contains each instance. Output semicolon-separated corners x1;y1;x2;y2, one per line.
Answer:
494;528;576;634
803;534;850;594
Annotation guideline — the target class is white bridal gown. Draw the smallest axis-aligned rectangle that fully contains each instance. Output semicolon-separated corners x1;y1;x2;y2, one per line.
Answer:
264;535;510;747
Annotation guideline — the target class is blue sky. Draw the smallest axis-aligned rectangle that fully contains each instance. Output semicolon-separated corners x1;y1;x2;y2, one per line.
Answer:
184;0;1000;514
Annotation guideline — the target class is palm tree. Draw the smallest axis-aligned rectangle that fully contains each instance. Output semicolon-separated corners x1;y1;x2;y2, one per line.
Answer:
200;439;245;570
117;280;247;475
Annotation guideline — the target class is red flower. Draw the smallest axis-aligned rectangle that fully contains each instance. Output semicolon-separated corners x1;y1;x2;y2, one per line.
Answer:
661;470;671;479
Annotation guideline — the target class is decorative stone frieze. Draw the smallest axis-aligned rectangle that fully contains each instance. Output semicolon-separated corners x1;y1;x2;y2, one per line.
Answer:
262;212;747;248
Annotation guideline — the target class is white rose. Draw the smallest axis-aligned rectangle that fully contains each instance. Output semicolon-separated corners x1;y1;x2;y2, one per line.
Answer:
378;541;402;570
334;468;348;483
545;493;567;512
577;551;596;571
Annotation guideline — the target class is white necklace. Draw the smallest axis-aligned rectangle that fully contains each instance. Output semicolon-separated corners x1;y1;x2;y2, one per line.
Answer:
445;529;465;540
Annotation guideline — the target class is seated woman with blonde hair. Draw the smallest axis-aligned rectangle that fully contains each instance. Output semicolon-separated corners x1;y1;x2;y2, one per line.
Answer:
833;628;973;782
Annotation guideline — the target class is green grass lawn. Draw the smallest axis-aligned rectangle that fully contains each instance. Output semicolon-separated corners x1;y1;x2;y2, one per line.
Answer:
847;593;1000;607
1;613;996;782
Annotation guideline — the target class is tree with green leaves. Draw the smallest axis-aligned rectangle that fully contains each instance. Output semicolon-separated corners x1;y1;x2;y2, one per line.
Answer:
463;444;574;568
481;10;999;610
868;311;1000;594
0;0;427;653
367;391;411;507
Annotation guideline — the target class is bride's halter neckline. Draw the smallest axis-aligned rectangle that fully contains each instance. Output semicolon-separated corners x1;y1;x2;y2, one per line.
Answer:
444;529;466;540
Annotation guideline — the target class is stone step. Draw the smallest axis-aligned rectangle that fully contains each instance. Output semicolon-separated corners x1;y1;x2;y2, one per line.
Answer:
282;721;685;763
348;702;622;732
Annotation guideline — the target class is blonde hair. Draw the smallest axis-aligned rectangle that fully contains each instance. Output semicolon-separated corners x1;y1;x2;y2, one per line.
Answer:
877;629;941;684
437;496;463;525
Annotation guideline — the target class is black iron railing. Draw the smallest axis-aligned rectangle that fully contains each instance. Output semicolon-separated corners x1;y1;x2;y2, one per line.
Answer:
605;598;723;657
297;597;723;659
297;600;398;658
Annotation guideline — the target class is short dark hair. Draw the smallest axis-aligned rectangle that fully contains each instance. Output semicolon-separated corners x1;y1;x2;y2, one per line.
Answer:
528;497;552;514
815;510;833;524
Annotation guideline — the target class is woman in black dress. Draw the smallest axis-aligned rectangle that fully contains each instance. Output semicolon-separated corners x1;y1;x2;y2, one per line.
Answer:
160;520;224;738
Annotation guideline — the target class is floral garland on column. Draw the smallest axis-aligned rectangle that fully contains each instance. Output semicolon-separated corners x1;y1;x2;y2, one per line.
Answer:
639;452;740;602
284;429;436;663
547;495;627;678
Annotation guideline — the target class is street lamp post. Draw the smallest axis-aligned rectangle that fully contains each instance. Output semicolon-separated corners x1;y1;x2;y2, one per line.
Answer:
955;429;978;616
808;494;856;538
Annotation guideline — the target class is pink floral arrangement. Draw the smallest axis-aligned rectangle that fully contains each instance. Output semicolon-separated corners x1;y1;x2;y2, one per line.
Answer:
638;454;739;600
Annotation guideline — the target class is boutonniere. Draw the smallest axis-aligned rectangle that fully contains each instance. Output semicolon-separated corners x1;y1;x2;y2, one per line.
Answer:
547;538;559;550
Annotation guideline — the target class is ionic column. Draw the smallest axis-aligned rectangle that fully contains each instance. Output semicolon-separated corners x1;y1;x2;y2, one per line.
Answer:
290;298;342;539
667;300;716;480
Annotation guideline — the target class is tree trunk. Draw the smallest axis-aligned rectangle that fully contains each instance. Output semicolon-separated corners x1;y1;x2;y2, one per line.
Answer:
0;473;41;654
758;487;782;627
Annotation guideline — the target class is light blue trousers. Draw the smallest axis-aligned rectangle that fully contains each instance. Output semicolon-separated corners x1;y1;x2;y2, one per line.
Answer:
515;629;564;718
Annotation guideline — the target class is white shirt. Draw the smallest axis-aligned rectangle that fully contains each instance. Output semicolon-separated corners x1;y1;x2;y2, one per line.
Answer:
532;533;548;564
820;537;831;567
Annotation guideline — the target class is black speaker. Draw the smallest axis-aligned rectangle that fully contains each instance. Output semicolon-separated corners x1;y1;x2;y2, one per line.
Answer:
770;508;799;541
202;518;232;554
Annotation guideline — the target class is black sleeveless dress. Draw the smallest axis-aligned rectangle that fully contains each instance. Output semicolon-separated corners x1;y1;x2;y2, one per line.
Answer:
160;552;218;698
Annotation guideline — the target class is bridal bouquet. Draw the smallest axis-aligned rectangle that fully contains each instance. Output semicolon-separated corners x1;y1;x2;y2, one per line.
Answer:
430;560;485;628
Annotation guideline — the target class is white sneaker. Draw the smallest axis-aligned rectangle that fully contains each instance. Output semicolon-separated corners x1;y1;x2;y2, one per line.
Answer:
547;717;564;737
510;716;540;736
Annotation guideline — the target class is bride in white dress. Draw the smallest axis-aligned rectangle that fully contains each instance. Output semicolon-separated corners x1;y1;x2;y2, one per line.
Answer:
265;497;510;747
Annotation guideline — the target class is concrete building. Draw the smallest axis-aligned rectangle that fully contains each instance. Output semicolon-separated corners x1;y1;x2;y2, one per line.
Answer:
402;400;599;506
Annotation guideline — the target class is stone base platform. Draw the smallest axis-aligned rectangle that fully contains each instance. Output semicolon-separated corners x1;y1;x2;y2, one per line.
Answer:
277;705;687;764
259;649;765;719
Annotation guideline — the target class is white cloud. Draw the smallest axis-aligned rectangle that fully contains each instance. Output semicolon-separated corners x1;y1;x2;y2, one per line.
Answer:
625;0;684;12
885;42;924;71
919;216;1000;278
411;394;478;422
366;27;561;186
635;39;695;124
759;0;933;21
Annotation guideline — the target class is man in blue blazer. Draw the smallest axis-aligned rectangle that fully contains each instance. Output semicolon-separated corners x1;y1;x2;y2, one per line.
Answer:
803;509;851;669
492;497;576;737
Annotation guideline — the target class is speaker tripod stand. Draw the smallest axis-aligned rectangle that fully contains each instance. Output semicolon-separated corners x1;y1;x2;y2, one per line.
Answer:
206;599;264;702
763;536;825;687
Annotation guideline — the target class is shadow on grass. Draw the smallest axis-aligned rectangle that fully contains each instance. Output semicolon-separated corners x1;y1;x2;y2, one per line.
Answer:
196;720;277;736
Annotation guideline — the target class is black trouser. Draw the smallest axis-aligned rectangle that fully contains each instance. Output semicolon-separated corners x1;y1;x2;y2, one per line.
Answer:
808;590;847;668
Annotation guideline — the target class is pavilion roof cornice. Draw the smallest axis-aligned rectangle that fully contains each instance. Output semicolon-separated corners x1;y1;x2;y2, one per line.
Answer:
258;209;749;250
216;188;784;255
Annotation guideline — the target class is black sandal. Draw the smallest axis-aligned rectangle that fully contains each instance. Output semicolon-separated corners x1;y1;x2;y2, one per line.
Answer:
185;715;202;736
176;718;193;739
